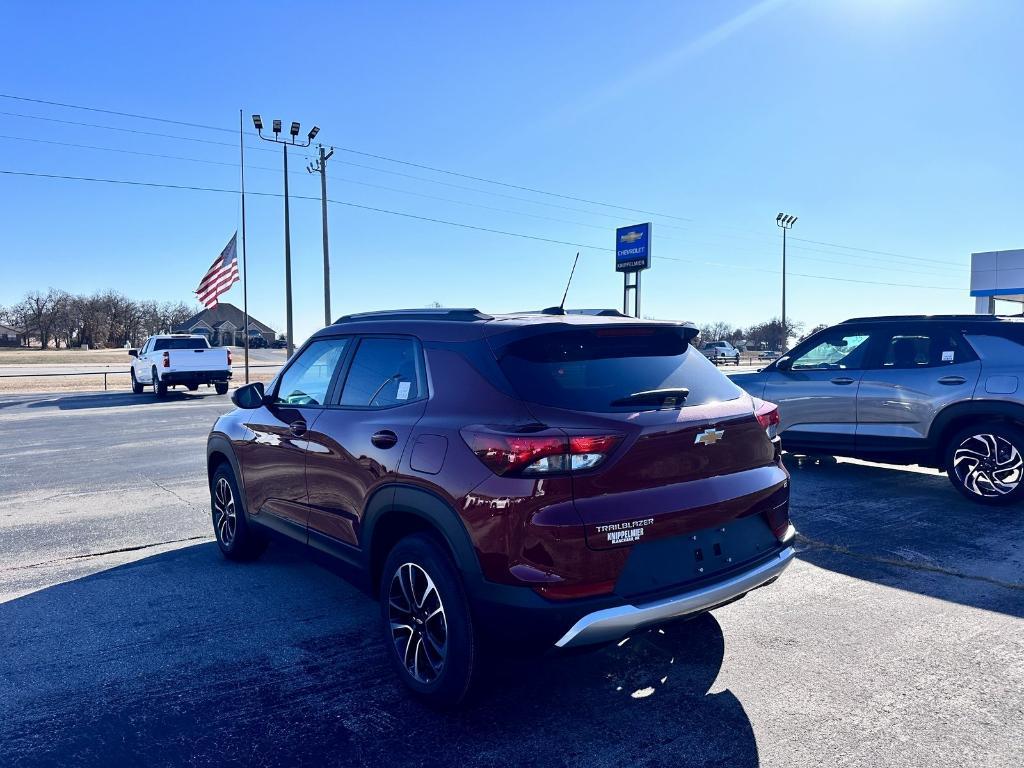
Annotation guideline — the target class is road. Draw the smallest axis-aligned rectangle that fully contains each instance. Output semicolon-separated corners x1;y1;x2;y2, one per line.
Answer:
0;391;1021;768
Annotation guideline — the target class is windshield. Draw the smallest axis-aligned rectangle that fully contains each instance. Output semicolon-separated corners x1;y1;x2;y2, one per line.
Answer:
497;327;742;412
153;338;209;350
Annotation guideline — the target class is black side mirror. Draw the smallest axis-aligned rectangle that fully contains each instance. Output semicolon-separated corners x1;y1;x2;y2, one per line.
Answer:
232;381;267;409
128;349;139;358
775;357;792;372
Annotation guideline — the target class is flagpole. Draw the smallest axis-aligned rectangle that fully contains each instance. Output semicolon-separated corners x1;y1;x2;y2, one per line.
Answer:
239;109;250;385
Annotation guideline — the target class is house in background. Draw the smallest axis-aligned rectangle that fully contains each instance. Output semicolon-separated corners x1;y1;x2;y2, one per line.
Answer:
172;303;276;347
0;323;25;347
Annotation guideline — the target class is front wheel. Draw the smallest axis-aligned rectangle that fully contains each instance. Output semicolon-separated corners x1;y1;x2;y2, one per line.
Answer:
130;369;144;394
380;533;483;709
945;423;1024;505
210;464;267;560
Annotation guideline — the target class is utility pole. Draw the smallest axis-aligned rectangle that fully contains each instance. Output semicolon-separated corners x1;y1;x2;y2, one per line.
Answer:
252;114;320;358
308;144;335;327
776;212;797;349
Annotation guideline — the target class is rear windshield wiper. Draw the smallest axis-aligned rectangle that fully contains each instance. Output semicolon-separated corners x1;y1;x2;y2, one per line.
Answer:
610;388;690;408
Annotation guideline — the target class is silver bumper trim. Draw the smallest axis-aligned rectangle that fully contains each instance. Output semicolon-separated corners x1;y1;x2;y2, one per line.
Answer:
554;546;796;649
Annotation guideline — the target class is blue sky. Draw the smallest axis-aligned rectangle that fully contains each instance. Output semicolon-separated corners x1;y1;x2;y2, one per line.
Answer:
2;0;1021;342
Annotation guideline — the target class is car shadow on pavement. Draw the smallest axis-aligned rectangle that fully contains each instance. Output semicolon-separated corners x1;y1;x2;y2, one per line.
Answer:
0;543;759;768
784;454;1024;618
24;390;218;410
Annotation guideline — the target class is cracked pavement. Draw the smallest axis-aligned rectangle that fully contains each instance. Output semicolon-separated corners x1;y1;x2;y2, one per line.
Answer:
0;390;1021;768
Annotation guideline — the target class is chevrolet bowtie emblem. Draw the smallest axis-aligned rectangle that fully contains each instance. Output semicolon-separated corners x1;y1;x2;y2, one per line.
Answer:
620;230;643;243
694;428;725;446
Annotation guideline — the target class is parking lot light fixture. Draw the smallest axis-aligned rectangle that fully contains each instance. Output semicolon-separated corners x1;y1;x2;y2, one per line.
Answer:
776;212;798;350
307;125;319;141
253;112;322;358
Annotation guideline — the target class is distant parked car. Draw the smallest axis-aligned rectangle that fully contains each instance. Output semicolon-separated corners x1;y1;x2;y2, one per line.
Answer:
271;338;287;349
758;349;781;361
733;314;1024;505
701;340;741;365
129;334;231;397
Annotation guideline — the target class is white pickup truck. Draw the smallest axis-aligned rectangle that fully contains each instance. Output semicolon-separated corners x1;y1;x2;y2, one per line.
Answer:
129;334;232;397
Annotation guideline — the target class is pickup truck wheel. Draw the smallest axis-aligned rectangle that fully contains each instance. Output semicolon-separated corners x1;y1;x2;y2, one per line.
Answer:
210;464;266;561
187;384;199;392
152;368;167;398
130;369;144;394
215;382;229;395
945;423;1024;505
380;533;483;709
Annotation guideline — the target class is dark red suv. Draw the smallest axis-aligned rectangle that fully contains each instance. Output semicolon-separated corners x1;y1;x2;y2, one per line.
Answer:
207;308;795;706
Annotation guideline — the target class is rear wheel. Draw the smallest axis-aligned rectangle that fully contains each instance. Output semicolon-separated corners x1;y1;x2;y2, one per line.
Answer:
130;369;144;394
380;533;482;708
215;382;229;395
210;463;266;560
152;367;167;398
187;384;199;392
946;423;1024;505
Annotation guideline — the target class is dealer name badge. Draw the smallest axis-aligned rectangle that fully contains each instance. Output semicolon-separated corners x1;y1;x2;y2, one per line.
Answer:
596;518;654;545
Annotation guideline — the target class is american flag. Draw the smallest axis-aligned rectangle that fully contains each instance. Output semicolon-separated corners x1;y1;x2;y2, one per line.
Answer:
196;233;240;309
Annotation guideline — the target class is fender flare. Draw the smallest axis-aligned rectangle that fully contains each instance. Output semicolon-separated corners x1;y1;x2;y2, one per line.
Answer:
928;400;1024;457
361;484;482;579
206;433;245;490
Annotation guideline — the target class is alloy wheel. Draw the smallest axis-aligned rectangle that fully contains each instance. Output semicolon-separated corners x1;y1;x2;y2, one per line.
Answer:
388;562;447;684
952;433;1023;498
213;477;237;546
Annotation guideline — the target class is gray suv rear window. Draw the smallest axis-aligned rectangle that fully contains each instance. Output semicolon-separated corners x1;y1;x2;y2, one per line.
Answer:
496;327;742;412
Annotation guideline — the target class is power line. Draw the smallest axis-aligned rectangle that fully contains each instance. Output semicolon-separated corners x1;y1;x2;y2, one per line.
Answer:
0;96;969;269
0;168;964;292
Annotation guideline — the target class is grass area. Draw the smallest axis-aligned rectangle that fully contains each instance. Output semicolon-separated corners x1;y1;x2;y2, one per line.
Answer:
0;348;134;365
0;369;278;395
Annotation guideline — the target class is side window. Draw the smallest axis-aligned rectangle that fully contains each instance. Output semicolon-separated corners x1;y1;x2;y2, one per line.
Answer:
873;327;977;369
789;330;872;371
274;338;349;406
339;337;426;408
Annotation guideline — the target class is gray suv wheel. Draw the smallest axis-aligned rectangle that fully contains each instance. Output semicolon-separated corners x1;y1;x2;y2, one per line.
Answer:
946;423;1024;505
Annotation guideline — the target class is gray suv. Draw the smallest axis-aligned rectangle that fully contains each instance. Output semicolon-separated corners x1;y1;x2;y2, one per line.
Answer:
732;315;1024;505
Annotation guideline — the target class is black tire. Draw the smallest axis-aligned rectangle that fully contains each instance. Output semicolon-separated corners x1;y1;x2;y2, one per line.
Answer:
187;384;199;392
210;463;267;560
379;533;483;709
945;422;1024;505
215;382;229;395
130;369;144;394
152;367;167;398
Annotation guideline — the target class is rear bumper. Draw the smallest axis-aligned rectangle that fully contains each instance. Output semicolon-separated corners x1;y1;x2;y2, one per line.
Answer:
554;545;796;648
161;370;232;385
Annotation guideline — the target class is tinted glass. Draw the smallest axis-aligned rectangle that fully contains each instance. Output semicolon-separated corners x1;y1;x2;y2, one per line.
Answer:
497;327;741;412
153;337;210;350
790;331;871;371
274;338;349;406
340;337;425;407
875;328;976;369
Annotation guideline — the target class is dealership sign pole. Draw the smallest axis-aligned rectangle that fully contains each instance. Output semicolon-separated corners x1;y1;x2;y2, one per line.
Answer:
615;223;652;317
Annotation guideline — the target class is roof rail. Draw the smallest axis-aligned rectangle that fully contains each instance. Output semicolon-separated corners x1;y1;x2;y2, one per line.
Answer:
566;308;631;317
841;314;1002;323
332;308;492;324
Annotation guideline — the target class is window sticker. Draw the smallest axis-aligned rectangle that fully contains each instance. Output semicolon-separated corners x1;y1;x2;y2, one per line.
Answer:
941;350;955;362
396;381;411;400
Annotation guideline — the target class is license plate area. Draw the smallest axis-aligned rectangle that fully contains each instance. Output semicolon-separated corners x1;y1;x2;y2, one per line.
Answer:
614;514;779;599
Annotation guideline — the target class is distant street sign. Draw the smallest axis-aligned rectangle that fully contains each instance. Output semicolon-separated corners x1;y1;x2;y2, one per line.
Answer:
615;223;652;272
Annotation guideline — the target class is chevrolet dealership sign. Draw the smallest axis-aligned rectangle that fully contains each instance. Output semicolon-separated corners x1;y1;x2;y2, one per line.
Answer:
615;223;652;272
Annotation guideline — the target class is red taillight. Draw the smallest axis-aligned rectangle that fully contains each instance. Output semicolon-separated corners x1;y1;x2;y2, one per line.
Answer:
755;402;780;439
227;349;232;366
462;430;623;477
162;351;170;368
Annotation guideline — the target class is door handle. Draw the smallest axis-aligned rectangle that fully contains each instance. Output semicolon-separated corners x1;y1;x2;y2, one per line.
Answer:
830;377;855;385
371;430;399;449
289;420;307;437
938;376;966;385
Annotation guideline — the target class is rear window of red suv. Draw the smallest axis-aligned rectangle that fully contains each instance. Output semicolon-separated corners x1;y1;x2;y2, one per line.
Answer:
495;326;743;412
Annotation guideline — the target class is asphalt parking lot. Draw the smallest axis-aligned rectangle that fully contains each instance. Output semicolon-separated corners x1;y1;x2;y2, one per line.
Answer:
1;391;1022;768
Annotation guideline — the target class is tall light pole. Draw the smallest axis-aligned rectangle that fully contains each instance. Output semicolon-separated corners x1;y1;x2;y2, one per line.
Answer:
776;212;797;349
307;143;334;327
252;114;319;358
